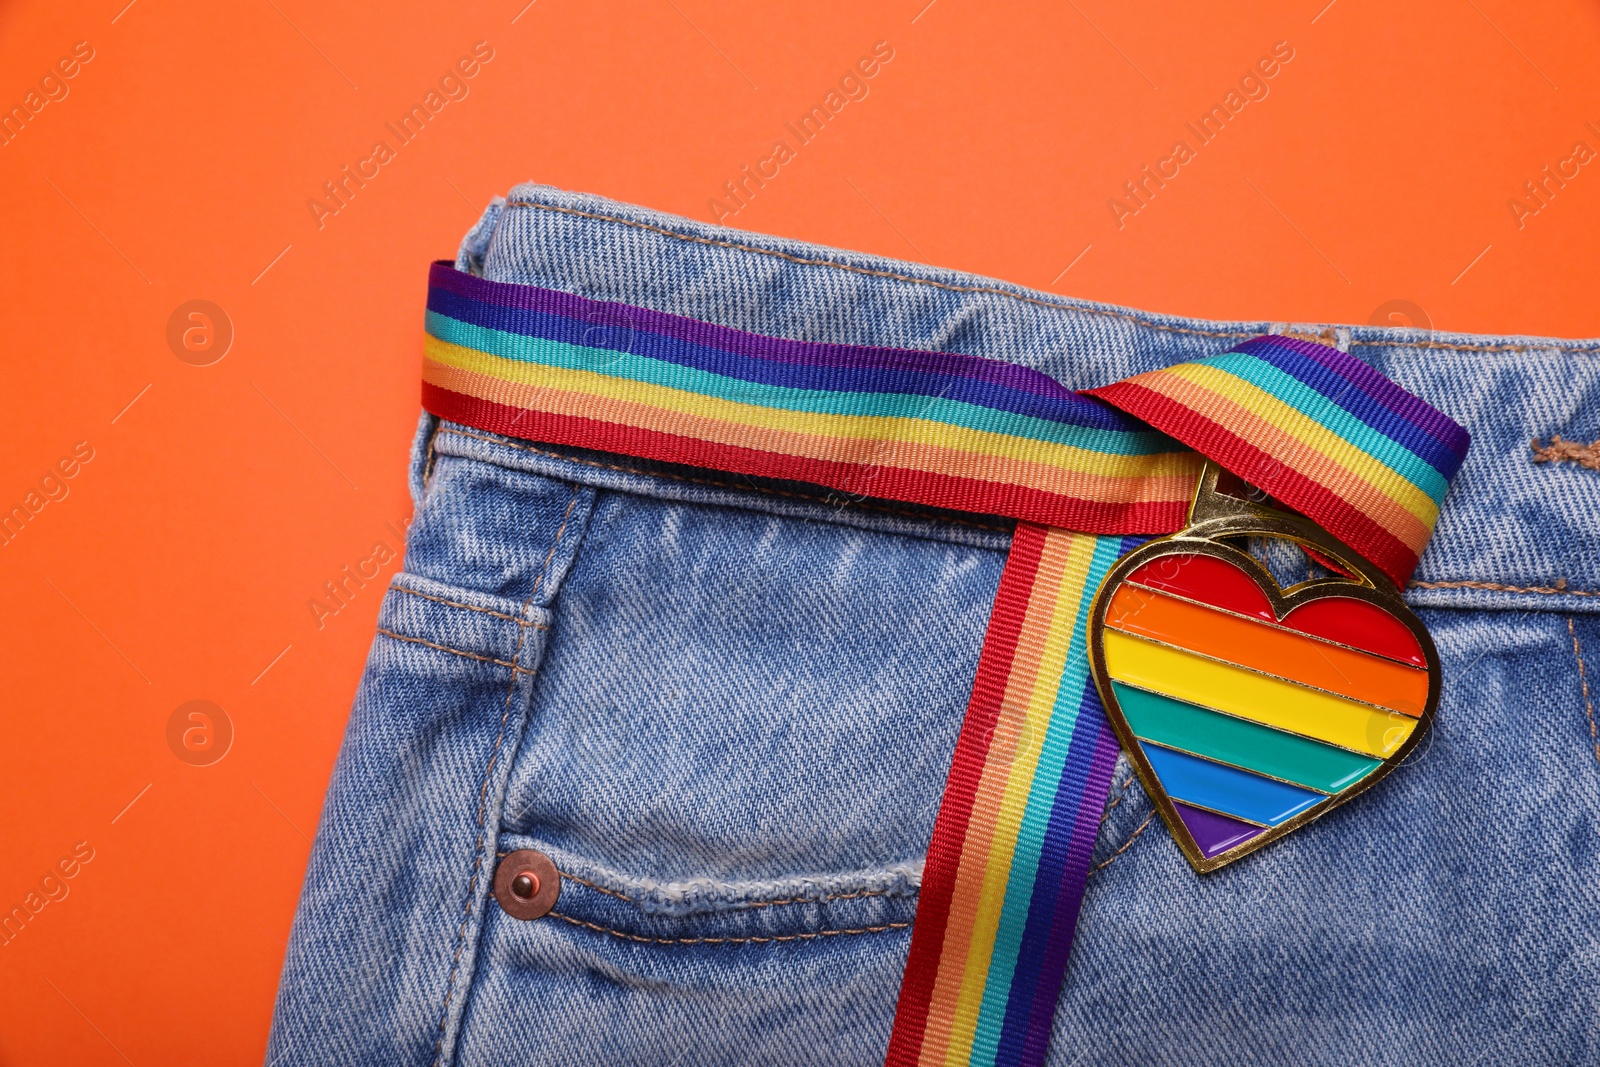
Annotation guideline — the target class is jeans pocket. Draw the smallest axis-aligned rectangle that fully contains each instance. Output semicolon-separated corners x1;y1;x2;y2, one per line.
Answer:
270;575;554;1067
454;481;1010;1066
270;453;597;1067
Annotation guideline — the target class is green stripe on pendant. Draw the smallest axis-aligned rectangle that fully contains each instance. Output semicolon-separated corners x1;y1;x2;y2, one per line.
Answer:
1112;682;1382;794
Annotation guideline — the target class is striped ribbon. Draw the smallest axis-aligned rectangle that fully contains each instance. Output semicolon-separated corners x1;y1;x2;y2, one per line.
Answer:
417;262;1468;1067
421;262;1201;536
1087;338;1466;587
883;525;1141;1066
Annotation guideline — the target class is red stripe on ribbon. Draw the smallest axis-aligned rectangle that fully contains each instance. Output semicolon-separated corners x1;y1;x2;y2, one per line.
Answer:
883;522;1048;1067
424;384;1190;535
1087;382;1420;585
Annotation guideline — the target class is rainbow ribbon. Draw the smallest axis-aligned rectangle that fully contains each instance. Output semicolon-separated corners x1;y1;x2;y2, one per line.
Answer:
883;525;1140;1066
421;262;1202;535
417;262;1467;1067
1087;340;1467;587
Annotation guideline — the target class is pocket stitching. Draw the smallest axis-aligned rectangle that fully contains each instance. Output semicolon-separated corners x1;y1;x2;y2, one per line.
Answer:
430;484;583;1066
1089;810;1157;876
554;867;901;912
375;627;541;674
390;582;547;626
545;910;910;946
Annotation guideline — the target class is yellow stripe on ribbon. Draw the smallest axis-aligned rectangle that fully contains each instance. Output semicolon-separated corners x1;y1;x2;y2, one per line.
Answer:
426;338;1202;501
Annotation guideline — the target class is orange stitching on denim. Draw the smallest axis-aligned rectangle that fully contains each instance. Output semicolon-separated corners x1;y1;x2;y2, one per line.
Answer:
1098;772;1137;826
389;583;548;626
1569;617;1600;769
437;426;1011;533
556;869;898;911
1532;436;1600;471
375;627;538;673
506;199;1599;356
1283;328;1339;348
1090;810;1156;875
431;485;582;1066
558;869;635;902
1409;578;1599;598
546;911;909;945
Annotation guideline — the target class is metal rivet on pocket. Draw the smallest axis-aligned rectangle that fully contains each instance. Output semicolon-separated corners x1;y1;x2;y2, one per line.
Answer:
493;849;560;920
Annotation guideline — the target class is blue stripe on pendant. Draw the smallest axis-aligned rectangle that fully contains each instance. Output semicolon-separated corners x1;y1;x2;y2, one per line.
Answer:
1141;743;1324;826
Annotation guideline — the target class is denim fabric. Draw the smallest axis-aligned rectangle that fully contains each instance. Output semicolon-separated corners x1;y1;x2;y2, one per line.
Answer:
268;184;1600;1066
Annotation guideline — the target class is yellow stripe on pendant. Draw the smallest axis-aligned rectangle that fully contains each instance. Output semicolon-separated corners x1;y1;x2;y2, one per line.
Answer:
1102;630;1418;758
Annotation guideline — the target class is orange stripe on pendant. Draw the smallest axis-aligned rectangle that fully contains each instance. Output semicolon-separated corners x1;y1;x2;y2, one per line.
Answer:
1104;585;1428;717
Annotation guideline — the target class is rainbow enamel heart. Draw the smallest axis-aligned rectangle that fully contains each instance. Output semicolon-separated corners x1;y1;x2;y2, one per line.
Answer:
1089;536;1440;872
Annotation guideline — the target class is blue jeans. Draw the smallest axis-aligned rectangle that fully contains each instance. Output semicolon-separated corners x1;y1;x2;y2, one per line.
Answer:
267;184;1600;1066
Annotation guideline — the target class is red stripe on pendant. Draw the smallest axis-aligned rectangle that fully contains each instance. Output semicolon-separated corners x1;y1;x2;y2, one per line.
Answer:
1124;553;1424;666
1280;598;1425;667
1127;554;1275;621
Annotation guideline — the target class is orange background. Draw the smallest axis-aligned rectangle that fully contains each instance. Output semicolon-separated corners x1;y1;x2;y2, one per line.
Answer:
1;1;1596;1062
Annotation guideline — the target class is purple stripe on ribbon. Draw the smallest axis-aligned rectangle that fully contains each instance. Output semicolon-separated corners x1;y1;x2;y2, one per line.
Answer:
994;535;1144;1066
1233;336;1469;464
430;261;1096;404
1228;338;1464;477
1023;723;1119;1066
427;284;1164;435
993;697;1102;1063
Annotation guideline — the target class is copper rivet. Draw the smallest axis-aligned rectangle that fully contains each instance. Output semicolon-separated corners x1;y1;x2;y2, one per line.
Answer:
493;849;559;920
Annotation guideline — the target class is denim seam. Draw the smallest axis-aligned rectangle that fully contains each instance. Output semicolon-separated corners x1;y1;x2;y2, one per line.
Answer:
1568;618;1600;768
423;421;442;493
375;627;541;674
430;484;582;1067
545;911;911;946
436;427;1012;533
435;425;1600;595
1090;810;1157;876
389;582;546;626
506;200;1251;344
1411;579;1600;598
505;199;1599;357
1098;772;1137;826
437;428;1600;596
553;867;900;911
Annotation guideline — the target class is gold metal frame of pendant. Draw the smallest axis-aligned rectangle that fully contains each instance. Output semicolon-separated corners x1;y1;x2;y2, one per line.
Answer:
1087;462;1443;873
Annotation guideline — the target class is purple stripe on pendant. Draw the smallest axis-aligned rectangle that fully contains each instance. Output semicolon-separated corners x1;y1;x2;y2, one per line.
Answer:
1173;802;1264;858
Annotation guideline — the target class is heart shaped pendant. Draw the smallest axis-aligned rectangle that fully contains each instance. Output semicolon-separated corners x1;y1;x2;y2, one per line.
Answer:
1088;463;1441;872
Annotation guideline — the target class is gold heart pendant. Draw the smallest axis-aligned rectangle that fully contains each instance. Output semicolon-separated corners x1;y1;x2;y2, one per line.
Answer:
1088;464;1442;873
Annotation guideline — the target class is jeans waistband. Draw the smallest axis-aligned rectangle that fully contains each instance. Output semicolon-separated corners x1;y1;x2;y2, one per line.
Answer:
454;183;1600;613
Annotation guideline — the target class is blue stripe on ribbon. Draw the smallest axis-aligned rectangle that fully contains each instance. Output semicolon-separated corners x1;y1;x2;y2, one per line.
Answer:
427;285;1158;434
994;533;1146;1066
1202;351;1450;502
970;534;1126;1066
1233;337;1464;476
426;310;1182;455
